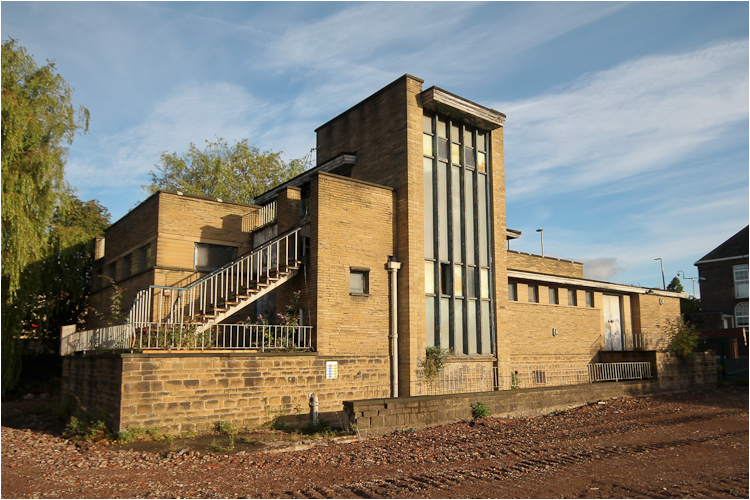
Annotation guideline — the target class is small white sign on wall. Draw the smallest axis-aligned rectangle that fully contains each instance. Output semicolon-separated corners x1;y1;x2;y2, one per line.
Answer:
325;361;338;379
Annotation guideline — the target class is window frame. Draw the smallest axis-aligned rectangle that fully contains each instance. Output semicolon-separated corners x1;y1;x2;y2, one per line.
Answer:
567;289;577;306
508;282;517;302
349;267;369;295
734;264;749;299
548;287;559;305
194;243;237;271
528;284;539;303
585;291;595;308
735;302;749;328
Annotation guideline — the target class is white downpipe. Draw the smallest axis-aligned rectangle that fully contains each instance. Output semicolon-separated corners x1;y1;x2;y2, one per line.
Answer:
386;260;401;398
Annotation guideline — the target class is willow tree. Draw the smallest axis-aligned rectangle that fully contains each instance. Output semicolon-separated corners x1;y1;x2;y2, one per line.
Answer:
146;138;312;203
1;39;90;394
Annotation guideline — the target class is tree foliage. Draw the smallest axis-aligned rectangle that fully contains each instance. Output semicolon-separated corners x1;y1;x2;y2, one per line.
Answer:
22;196;110;351
666;277;684;293
146;138;312;203
1;38;92;394
663;317;701;360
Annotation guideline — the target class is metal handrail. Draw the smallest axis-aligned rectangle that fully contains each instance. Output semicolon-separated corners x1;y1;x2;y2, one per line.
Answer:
127;226;301;325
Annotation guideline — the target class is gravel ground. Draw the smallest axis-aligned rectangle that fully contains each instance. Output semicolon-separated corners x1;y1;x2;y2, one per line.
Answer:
2;385;748;498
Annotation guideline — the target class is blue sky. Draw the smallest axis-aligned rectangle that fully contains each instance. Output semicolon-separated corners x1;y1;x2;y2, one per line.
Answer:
2;1;748;293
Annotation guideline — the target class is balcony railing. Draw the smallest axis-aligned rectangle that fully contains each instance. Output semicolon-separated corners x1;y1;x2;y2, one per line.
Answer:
67;322;313;353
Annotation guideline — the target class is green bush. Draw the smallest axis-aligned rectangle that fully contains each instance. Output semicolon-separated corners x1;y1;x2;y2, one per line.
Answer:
471;401;491;419
423;346;450;379
663;317;700;360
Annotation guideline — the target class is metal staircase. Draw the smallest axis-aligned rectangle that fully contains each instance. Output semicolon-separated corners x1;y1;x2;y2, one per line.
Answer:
127;227;301;329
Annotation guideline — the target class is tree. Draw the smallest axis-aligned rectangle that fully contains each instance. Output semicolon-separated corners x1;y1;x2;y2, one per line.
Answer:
666;276;684;293
23;195;110;351
146;138;312;203
2;38;90;394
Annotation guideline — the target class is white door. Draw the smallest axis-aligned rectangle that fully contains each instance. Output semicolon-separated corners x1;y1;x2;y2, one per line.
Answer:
603;295;623;351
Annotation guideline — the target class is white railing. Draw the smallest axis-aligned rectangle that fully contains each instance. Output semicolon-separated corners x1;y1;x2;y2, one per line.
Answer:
257;201;277;227
128;227;301;326
69;322;313;352
588;362;651;382
499;364;592;390
417;362;654;396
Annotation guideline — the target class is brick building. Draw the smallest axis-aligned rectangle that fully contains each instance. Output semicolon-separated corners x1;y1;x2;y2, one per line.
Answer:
71;75;685;432
693;226;749;329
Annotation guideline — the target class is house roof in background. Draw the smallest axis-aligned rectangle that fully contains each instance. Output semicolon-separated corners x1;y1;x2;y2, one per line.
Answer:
695;226;749;265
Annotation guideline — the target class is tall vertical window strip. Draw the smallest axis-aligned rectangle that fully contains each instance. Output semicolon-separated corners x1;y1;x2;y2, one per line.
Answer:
424;112;494;355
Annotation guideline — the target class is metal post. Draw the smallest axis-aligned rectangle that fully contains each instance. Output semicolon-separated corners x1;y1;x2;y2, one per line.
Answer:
655;258;665;290
536;228;544;257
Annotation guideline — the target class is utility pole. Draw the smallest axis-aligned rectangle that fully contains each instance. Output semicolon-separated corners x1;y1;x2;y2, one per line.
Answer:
655;258;665;290
536;228;544;257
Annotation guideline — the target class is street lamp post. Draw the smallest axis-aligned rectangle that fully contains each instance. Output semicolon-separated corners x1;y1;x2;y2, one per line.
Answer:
536;228;544;257
677;270;705;298
655;258;666;290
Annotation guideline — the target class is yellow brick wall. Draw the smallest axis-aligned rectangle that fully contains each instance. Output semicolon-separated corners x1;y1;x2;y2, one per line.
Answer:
117;353;390;433
156;193;255;270
314;75;427;395
632;294;682;349
313;173;394;357
507;251;584;278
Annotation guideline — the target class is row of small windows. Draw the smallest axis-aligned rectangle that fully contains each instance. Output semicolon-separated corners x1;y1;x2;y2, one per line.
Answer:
508;282;595;308
95;244;152;289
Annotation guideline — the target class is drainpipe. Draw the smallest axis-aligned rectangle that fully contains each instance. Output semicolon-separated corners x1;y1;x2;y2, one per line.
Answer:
385;259;401;398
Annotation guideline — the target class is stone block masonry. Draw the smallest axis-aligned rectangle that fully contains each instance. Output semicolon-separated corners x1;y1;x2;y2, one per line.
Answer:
63;352;391;433
345;351;717;437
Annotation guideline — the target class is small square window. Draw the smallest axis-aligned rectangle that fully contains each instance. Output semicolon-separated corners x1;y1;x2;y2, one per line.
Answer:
528;285;539;303
567;289;577;306
350;268;369;294
548;287;559;305
508;282;517;301
585;291;595;308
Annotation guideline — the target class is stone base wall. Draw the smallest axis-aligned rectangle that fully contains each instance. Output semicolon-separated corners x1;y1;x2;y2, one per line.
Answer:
62;350;716;435
345;351;717;437
62;355;123;428
63;352;391;433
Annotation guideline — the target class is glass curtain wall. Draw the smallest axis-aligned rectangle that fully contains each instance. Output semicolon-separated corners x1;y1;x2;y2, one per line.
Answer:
424;112;494;355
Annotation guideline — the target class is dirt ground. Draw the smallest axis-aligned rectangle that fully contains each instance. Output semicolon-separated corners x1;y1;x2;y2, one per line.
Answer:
2;385;748;499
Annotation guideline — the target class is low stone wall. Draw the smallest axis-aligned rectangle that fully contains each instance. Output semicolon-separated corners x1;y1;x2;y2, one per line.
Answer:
344;351;717;437
63;352;390;433
63;350;716;435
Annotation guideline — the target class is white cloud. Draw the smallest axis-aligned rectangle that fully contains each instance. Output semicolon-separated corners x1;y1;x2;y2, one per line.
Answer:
581;258;625;281
497;40;749;199
66;82;297;197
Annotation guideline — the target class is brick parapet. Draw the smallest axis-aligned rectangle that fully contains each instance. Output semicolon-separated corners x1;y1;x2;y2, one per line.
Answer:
507;251;584;278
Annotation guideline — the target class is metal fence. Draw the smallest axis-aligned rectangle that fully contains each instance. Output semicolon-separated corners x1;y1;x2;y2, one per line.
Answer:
417;361;653;396
719;356;749;381
68;322;313;353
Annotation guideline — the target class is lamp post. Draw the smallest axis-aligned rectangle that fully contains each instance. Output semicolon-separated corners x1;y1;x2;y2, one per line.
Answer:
677;270;705;298
536;228;544;257
655;258;665;290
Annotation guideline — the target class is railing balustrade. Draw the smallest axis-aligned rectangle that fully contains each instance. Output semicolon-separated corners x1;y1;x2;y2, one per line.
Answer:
128;227;301;326
417;361;654;396
69;322;313;352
